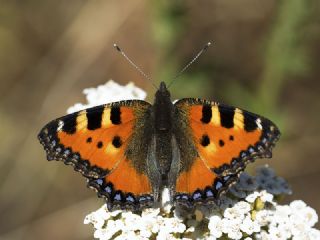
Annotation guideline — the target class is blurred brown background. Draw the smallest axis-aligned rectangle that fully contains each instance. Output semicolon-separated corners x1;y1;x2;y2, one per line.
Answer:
0;0;319;239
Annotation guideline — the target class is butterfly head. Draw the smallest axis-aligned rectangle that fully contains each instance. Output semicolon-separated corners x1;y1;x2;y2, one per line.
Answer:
156;82;171;101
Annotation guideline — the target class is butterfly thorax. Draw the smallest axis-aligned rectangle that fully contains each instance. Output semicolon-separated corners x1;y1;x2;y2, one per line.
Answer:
152;82;174;177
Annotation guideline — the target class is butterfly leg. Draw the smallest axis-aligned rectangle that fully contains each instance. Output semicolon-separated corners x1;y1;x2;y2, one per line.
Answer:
168;136;181;202
146;135;162;203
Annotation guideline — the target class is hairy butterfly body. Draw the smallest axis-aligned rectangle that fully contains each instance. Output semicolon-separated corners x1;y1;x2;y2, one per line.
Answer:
38;81;280;210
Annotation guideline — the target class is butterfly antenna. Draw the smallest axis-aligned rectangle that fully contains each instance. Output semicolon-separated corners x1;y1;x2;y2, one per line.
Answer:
114;44;157;89
167;42;212;88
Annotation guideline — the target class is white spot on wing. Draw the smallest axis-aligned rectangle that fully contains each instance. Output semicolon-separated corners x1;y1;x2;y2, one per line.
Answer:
256;118;263;130
57;120;64;132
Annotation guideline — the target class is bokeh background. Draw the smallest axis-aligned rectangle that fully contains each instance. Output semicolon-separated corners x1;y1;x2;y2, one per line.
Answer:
0;1;319;239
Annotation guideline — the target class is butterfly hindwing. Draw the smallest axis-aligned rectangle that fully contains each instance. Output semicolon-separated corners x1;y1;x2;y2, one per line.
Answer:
38;100;155;210
172;98;280;205
174;156;239;205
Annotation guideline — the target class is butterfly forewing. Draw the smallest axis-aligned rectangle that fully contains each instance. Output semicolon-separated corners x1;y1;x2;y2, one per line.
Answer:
38;100;155;210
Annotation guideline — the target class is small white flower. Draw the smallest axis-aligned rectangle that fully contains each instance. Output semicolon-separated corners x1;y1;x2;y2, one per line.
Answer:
257;230;272;240
260;190;274;203
289;215;309;236
115;230;142;240
240;215;260;235
234;201;251;214
156;232;177;240
160;218;186;234
300;206;318;227
208;215;223;238
222;218;243;239
185;226;195;233
308;228;320;240
290;200;307;211
288;202;318;233
255;210;272;226
277;222;292;239
224;207;245;221
268;225;289;240
139;229;153;239
292;231;313;240
142;208;161;219
94;228;114;240
84;211;105;229
110;209;122;217
245;191;273;203
246;192;260;203
273;205;291;224
122;212;142;231
105;220;120;235
151;225;159;234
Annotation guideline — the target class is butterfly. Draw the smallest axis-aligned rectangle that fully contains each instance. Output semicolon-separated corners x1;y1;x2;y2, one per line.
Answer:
38;81;280;211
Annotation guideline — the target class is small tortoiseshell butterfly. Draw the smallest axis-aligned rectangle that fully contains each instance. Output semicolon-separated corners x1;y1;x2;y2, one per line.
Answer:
38;44;280;211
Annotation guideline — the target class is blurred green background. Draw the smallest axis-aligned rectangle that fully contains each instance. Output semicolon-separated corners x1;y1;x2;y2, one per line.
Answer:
0;0;319;239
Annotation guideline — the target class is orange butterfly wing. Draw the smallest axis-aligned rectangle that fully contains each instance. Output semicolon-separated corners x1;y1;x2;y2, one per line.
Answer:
173;98;280;205
38;100;154;210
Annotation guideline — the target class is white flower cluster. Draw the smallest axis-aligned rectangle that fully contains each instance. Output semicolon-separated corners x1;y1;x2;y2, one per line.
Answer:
84;191;320;240
84;190;320;240
67;80;146;114
84;206;190;240
207;192;320;240
74;81;319;239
